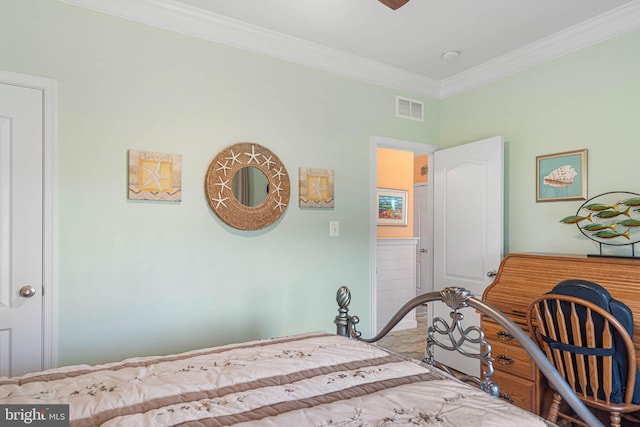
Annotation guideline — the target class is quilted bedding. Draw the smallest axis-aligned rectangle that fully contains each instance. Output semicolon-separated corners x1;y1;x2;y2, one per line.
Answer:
0;332;553;426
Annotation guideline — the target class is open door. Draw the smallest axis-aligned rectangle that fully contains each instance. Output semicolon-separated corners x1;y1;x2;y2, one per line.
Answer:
432;136;504;376
413;182;431;296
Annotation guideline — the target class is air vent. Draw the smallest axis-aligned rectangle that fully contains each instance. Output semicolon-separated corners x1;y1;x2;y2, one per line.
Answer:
396;96;423;121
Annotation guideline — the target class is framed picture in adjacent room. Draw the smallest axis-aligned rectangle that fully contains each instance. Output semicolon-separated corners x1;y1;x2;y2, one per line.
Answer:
376;188;408;226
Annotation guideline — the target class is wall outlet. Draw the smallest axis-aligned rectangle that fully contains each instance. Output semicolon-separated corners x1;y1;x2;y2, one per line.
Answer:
329;220;339;237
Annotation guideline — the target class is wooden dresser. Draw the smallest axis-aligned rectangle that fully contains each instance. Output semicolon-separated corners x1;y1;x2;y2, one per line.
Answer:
481;253;640;415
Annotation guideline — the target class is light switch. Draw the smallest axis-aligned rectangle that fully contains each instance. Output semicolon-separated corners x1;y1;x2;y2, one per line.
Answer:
329;220;340;237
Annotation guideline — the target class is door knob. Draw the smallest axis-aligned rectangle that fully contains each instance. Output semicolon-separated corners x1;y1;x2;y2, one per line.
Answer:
419;248;428;253
487;270;497;278
19;285;36;298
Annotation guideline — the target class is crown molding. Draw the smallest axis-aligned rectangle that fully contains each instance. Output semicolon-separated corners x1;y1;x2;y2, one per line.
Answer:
58;0;441;97
59;0;640;100
440;0;640;98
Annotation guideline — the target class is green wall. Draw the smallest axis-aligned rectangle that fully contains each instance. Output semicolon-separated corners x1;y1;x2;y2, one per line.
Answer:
3;0;639;368
440;29;640;257
1;0;437;366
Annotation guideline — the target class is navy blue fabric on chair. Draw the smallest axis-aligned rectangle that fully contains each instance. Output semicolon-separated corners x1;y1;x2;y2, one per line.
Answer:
550;279;640;405
527;279;640;427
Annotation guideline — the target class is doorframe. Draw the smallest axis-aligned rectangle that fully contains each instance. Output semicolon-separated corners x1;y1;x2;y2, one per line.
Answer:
370;136;438;335
1;70;58;370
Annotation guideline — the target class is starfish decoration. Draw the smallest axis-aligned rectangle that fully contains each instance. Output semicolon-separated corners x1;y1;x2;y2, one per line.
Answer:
309;177;323;198
211;192;229;209
244;145;261;165
216;160;231;176
261;154;275;170
272;166;286;181
271;181;283;196
226;150;242;165
273;197;287;212
214;176;231;192
142;161;170;191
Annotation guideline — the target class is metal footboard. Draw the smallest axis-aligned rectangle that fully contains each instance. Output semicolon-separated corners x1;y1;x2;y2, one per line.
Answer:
334;286;604;427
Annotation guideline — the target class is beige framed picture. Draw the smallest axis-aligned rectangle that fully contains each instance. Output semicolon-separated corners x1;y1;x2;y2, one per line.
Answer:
128;150;182;202
299;168;334;208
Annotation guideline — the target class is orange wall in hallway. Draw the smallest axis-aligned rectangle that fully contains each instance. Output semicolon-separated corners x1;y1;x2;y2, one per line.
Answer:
414;154;428;183
376;148;413;238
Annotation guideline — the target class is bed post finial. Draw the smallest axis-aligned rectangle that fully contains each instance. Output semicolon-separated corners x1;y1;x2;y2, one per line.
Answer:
334;286;351;337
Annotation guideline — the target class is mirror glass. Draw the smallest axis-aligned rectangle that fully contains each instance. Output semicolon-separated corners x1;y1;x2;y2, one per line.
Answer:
231;167;269;207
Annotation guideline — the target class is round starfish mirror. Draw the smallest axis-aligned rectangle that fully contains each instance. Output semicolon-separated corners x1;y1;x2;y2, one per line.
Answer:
205;142;290;230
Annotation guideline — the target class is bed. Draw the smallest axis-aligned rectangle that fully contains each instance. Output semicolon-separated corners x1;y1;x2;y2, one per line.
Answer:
0;286;601;427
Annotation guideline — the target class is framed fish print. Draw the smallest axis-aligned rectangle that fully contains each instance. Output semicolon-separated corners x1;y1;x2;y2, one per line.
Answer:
376;188;408;226
536;149;587;202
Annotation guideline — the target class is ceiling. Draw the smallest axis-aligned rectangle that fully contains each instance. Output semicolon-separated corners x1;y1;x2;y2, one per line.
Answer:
62;0;640;98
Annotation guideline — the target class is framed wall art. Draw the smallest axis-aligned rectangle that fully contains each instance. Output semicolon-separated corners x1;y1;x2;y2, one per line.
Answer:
128;150;182;202
376;188;408;226
299;167;334;208
536;149;587;202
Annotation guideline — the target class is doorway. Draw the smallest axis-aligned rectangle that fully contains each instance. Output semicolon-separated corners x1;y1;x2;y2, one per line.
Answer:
370;136;438;335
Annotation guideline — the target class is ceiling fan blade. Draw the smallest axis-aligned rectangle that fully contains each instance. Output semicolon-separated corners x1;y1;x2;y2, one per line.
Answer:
378;0;410;10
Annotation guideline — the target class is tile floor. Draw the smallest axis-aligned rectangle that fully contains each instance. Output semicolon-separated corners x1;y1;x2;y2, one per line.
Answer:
376;307;428;360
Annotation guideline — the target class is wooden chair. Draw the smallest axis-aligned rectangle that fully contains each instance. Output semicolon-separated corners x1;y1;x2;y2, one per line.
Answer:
527;292;640;427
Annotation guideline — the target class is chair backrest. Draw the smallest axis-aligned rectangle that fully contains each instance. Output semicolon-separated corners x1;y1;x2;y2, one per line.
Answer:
527;280;639;406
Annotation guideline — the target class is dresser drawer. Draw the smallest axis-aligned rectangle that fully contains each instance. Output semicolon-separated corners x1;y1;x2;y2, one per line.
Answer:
489;339;535;380
483;319;535;380
492;369;537;413
483;318;526;347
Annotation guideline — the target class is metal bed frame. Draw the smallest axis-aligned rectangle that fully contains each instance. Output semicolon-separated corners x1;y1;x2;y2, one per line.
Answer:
334;285;604;427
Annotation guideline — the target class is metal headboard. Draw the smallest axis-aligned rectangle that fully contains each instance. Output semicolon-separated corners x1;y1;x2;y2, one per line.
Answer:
334;286;604;427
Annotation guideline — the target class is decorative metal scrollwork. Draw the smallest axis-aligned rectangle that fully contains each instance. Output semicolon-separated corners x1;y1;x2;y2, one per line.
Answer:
426;288;497;396
560;191;640;257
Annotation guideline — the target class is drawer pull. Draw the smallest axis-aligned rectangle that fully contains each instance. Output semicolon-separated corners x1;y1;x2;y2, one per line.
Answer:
497;355;515;365
496;330;514;341
500;393;514;404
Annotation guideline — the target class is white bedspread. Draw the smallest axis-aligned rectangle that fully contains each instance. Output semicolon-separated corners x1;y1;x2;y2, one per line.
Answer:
0;332;553;426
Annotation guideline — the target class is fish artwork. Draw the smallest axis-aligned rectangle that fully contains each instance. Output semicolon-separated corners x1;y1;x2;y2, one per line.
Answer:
560;213;592;224
582;223;617;232
583;203;618;212
594;207;631;219
561;192;640;251
543;165;577;188
619;197;640;207
593;230;631;240
617;219;640;227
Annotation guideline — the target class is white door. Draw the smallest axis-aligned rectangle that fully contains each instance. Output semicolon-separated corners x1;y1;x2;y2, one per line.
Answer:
0;82;45;377
413;182;431;295
432;136;504;376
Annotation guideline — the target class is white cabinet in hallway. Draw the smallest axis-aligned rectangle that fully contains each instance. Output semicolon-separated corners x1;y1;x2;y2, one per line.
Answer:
376;238;418;333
